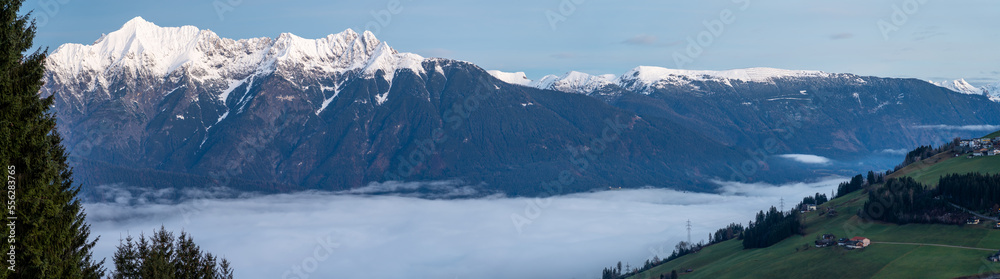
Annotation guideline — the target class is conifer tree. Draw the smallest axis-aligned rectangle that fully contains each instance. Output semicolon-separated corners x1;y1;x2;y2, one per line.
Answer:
0;0;104;277
112;236;140;279
111;226;234;278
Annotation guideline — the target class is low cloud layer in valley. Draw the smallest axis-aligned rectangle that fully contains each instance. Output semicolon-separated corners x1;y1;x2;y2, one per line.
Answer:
84;178;845;279
914;124;1000;131
778;154;833;164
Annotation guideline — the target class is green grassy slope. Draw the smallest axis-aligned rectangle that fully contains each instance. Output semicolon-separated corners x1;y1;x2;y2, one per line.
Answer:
629;190;1000;279
886;151;955;182
902;155;1000;187
887;130;1000;187
983;131;1000;139
628;132;1000;279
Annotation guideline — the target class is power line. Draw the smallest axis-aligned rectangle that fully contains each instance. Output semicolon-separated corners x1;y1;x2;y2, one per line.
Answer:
687;219;692;243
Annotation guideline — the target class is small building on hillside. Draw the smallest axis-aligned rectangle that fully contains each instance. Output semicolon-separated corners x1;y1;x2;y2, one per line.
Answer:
989;250;1000;262
815;234;836;247
968;217;981;225
846;237;870;249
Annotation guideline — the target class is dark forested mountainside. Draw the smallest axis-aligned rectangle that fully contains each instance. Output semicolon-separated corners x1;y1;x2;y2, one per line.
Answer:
42;19;1000;197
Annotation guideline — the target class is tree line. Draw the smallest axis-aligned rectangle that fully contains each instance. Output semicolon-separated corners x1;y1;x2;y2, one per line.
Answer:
796;193;828;209
111;227;233;279
741;207;801;249
599;222;746;279
860;177;961;224
599;195;814;278
709;223;744;245
835;171;886;199
892;139;958;172
834;174;865;198
938;172;1000;212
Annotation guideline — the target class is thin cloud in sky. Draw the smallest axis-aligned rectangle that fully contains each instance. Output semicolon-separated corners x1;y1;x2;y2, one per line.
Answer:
84;178;845;279
829;33;853;40
622;34;658;46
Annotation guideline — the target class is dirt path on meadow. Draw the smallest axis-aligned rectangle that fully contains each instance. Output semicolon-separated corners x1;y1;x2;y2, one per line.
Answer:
873;241;996;251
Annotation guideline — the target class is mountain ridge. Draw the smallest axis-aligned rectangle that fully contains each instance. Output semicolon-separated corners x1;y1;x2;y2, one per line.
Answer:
490;66;836;95
41;17;1000;197
489;68;1000;101
44;17;752;197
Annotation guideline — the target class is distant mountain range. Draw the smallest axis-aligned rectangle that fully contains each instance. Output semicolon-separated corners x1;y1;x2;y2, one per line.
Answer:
489;67;1000;158
926;79;1000;101
497;68;1000;103
41;17;1000;197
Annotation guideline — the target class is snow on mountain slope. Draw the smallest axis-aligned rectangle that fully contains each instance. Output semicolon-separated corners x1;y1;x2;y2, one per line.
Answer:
979;81;1000;102
47;17;213;79
489;66;828;94
622;66;828;84
486;70;532;86
926;79;1000;102
490;66;1000;105
984;81;1000;95
929;79;983;95
543;71;617;94
487;70;616;94
45;17;425;103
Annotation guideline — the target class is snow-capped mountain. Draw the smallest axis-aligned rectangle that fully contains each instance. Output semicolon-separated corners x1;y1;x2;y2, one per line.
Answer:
485;70;532;86
927;79;1000;102
529;71;617;94
984;81;1000;97
45;17;423;112
47;17;752;196
43;18;1000;197
929;79;983;95
486;70;617;93
491;65;1000;161
493;68;1000;104
489;66;831;94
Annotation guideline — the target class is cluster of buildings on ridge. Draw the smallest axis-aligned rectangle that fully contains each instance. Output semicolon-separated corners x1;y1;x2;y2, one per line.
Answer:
958;137;1000;157
814;234;870;249
799;204;838;217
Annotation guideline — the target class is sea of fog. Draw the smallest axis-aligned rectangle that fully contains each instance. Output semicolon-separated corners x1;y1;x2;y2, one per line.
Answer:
83;177;846;279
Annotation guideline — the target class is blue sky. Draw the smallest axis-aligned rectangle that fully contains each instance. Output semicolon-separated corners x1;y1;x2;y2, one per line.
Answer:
22;0;1000;86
